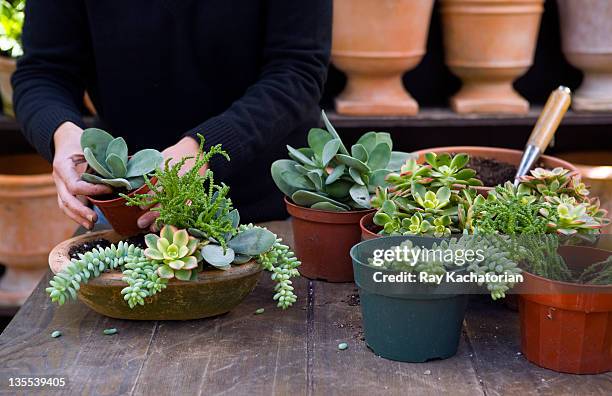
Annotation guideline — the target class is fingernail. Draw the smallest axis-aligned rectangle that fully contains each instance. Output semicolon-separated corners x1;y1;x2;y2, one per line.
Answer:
87;214;95;223
137;218;147;229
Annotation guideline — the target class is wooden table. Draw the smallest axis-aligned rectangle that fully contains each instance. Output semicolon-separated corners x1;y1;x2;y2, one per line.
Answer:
0;221;610;395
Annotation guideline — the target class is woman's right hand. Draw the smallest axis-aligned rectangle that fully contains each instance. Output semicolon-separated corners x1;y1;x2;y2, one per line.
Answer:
52;122;112;229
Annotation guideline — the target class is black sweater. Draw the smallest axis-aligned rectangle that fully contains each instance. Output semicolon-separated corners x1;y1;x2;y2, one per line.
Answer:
13;0;332;222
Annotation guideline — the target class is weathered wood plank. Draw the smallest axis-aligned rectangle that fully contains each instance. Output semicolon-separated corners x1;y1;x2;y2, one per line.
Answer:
464;296;612;396
308;281;484;396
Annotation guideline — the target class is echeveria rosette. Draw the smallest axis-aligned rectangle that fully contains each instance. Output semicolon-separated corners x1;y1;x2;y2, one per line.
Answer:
144;225;200;281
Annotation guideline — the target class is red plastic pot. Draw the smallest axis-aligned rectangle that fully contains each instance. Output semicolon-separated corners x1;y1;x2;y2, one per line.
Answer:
87;180;154;236
518;245;612;374
285;197;373;282
413;146;579;196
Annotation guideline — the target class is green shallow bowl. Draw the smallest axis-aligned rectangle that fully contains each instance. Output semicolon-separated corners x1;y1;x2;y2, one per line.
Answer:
49;230;262;320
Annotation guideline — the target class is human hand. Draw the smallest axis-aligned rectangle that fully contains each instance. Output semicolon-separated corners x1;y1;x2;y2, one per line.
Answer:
52;122;112;229
136;136;208;230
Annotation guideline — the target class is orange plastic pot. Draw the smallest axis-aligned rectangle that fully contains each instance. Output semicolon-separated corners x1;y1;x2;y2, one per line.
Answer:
285;198;373;282
518;245;612;374
414;146;579;196
87;179;154;236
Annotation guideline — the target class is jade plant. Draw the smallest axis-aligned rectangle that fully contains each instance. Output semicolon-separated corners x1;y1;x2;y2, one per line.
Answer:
0;0;24;58
49;137;301;309
371;153;483;237
80;128;163;190
271;110;414;211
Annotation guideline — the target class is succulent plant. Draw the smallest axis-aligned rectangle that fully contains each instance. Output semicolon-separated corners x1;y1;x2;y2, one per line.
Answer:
271;110;414;211
80;128;163;190
144;225;200;281
540;201;606;236
423;152;483;188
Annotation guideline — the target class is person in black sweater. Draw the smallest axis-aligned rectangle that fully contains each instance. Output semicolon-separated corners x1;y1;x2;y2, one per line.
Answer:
13;0;332;229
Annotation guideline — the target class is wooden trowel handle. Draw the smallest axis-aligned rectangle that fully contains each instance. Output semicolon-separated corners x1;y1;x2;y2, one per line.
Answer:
527;86;572;152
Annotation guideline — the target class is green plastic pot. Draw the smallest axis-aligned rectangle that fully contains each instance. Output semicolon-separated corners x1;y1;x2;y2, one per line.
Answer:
351;236;468;362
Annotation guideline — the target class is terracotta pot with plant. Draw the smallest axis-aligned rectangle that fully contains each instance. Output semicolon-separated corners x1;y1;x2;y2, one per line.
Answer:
77;128;163;235
271;111;413;281
558;0;612;112
0;153;76;308
332;0;434;115
47;138;301;319
440;0;544;114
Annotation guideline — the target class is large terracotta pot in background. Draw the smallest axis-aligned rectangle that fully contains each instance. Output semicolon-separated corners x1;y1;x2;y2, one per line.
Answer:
332;0;434;115
558;151;612;234
518;245;612;374
285;198;372;282
413;146;579;195
440;0;544;114
0;56;16;116
49;230;262;320
558;0;612;112
0;154;76;307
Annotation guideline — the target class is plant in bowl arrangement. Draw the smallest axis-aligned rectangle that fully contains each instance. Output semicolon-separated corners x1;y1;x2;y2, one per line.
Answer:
350;234;521;362
79;128;163;235
271;110;413;281
47;137;300;320
0;0;23;115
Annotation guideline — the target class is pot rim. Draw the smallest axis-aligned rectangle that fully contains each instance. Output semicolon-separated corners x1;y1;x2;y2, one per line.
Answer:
284;196;375;224
48;229;262;286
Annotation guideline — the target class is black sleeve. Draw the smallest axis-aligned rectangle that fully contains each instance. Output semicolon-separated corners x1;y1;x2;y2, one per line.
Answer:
12;0;89;162
183;0;332;178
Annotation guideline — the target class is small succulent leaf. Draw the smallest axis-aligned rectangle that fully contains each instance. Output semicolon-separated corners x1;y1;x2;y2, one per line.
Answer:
375;133;393;150
83;147;113;178
348;167;365;185
381;199;397;215
160;225;176;242
369;169;391;192
227;209;240;229
168;260;184;270
271;160;312;197
286;145;315;166
351;144;368;163
373;212;392;226
335;154;370;173
180;256;198;270
455;168;477;180
233;254;253;265
307;128;333;159
144;234;160;250
321;110;349;155
188;228;208;239
424;152;437;167
186;237;199;255
229;227;276;255
367;142;392;171
436;153;452;167
105;153;127;178
126;149;163;177
306;171;323;191
325;179;353;199
436;186;451;203
173;229;189;248
291;190;350;210
157;265;175;279
322;139;341;166
355;131;377;153
201;244;235;268
450;153;469;169
81;128;114;164
311;202;346;211
178;245;189;257
349;184;371;209
157;238;170;253
81;172;131;189
174;269;192;281
293;164;311;175
127;176;146;190
325;164;346;185
106;137;128;165
144;247;164;260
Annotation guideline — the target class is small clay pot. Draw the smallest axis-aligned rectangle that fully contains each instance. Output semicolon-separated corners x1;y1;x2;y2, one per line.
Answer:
285;197;373;282
0;154;77;307
558;0;612;112
413;146;580;196
49;229;263;320
517;245;612;374
440;0;544;114
360;212;381;241
0;56;16;116
87;179;155;236
332;0;434;115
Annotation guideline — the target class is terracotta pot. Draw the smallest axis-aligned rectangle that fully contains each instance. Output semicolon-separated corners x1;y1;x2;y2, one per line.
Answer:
413;146;579;196
518;245;612;374
440;0;544;114
558;0;612;112
87;179;154;236
49;229;263;320
332;0;434;115
0;154;77;307
360;212;381;241
558;151;612;234
285;197;373;282
0;56;16;116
